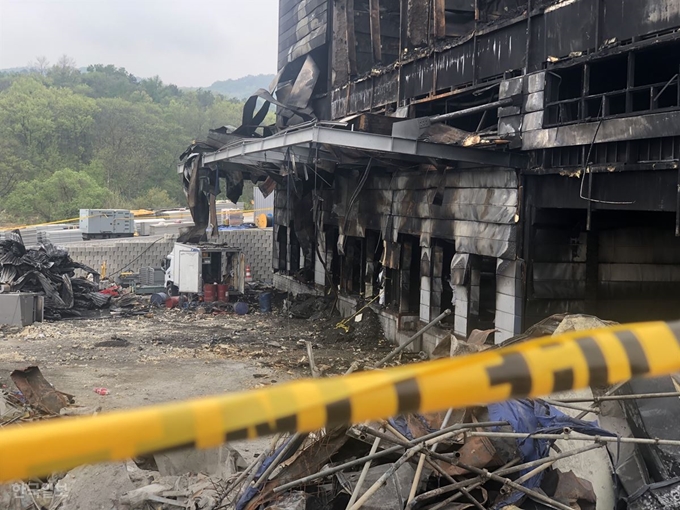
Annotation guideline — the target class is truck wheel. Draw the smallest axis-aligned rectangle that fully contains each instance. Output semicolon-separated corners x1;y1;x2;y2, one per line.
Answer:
167;283;179;297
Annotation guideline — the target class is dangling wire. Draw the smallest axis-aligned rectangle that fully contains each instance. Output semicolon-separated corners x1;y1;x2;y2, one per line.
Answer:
579;101;634;205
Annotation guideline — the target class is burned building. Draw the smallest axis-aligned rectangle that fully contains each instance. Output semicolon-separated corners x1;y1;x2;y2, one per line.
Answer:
181;0;680;347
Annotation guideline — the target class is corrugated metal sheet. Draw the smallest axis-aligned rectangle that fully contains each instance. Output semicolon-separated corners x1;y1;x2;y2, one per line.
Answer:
254;187;275;213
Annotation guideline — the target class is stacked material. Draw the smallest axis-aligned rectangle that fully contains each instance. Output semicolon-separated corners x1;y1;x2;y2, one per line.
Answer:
37;229;83;245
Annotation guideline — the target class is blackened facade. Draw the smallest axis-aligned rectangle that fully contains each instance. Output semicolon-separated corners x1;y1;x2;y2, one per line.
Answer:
182;0;680;348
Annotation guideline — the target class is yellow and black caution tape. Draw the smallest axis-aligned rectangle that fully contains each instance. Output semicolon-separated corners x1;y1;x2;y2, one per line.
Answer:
0;207;275;233
0;320;679;482
335;292;383;333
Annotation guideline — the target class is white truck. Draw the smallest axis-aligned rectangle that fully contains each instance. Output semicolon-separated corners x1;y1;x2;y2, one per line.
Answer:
163;242;245;296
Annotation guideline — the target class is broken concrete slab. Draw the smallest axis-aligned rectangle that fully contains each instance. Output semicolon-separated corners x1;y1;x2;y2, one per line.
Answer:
119;483;172;508
60;462;136;510
153;444;246;478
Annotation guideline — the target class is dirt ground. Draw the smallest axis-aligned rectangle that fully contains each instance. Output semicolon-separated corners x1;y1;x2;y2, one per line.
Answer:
0;299;407;462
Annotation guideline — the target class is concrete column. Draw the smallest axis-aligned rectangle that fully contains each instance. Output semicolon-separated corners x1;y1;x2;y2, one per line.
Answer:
419;247;432;322
454;285;469;337
495;259;524;344
431;245;444;318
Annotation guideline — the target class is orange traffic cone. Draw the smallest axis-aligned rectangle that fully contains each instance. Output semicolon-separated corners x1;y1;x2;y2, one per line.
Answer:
245;265;252;282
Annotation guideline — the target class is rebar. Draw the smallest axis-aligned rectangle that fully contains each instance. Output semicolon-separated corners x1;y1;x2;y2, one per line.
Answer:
468;431;680;447
406;443;602;509
542;398;600;414
553;391;680;404
345;430;383;509
273;445;405;493
373;309;452;368
253;434;302;488
458;461;573;510
347;445;424;510
409;409;454;504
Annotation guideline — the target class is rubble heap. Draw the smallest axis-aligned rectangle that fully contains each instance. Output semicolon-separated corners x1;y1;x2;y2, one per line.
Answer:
0;232;110;319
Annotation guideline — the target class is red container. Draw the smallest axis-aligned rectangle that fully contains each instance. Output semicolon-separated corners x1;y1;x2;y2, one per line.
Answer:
165;296;181;309
217;284;229;302
203;283;217;302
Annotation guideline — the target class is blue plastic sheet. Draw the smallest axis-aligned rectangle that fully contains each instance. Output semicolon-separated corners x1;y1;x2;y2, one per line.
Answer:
488;399;615;508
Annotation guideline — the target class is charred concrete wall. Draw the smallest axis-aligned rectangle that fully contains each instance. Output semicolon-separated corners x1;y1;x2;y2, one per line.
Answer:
269;0;680;346
271;163;523;341
323;0;680;120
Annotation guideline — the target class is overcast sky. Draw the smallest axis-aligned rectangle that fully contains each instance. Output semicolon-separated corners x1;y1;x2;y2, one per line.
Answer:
0;0;279;87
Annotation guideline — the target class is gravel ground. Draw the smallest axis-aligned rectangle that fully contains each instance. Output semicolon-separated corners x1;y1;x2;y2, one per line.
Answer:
0;304;410;463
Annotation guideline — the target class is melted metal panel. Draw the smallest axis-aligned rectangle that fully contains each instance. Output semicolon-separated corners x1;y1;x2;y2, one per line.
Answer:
402;57;436;99
604;0;680;43
476;22;527;80
373;73;399;108
348;79;373;113
435;42;475;91
543;0;596;59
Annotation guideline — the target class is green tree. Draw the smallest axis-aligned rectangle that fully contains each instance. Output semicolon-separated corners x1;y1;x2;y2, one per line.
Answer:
4;169;111;222
133;187;177;210
0;62;268;225
0;76;97;172
81;65;138;99
49;55;82;88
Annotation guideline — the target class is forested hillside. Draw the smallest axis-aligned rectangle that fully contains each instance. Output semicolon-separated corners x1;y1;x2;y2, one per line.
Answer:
207;74;275;99
0;61;253;223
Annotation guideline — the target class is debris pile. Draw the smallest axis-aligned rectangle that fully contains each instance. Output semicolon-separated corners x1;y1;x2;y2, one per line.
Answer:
3;314;680;510
1;366;80;426
0;233;109;319
210;314;680;510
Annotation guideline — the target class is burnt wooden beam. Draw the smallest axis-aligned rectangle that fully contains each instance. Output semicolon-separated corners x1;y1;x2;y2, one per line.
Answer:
347;0;358;75
434;0;446;39
407;0;429;47
333;0;350;87
370;0;383;62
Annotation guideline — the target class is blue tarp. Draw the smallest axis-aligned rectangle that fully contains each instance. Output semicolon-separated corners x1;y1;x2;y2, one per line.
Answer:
488;399;615;508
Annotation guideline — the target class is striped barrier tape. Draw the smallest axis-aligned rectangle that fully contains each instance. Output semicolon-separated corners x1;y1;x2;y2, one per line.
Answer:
0;319;679;482
0;207;275;232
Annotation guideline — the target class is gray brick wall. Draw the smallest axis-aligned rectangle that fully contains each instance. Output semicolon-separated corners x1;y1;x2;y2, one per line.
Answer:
63;229;274;282
215;229;273;283
65;235;177;277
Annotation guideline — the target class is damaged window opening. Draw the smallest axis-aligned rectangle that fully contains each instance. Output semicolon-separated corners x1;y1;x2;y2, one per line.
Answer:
340;237;365;295
401;235;422;316
541;136;680;169
546;41;680;127
439;240;456;324
277;226;288;273
415;88;501;133
289;224;301;273
353;0;374;75
328;228;342;290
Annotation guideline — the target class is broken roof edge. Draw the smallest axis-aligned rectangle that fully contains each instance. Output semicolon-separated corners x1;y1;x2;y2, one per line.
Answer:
197;124;528;170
